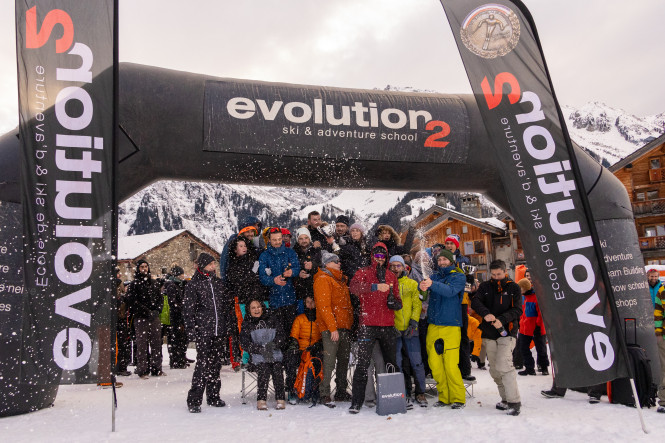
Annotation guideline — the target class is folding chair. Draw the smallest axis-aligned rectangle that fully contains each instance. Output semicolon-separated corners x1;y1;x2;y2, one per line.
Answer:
240;364;274;405
424;376;475;399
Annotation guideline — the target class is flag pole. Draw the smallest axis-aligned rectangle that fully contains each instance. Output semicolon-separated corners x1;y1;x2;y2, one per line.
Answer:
629;378;649;434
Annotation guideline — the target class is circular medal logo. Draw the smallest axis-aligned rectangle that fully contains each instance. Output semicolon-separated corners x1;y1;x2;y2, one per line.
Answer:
460;4;520;59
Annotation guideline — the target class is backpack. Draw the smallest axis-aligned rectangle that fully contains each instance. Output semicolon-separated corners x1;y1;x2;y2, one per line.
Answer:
294;350;323;402
608;318;657;408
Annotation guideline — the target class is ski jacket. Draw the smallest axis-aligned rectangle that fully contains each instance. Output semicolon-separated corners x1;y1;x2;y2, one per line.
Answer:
292;243;321;301
126;269;162;320
239;307;284;363
426;266;466;327
338;237;371;280
183;268;229;342
519;289;546;336
471;277;523;339
258;244;301;309
226;237;267;305
650;280;663;308
394;274;421;331
313;267;353;333
350;242;401;327
291;311;322;350
655;285;665;336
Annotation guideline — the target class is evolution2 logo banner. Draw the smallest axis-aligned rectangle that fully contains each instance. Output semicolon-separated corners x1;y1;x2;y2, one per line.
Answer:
16;1;115;384
441;0;629;387
203;80;470;164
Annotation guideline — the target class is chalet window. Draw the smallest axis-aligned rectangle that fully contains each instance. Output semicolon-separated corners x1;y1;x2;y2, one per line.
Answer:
636;192;646;201
462;226;468;233
651;158;661;169
648;190;660;200
657;225;665;236
446;227;452;235
660;259;665;265
189;242;197;261
647;260;660;265
645;226;657;237
474;240;485;253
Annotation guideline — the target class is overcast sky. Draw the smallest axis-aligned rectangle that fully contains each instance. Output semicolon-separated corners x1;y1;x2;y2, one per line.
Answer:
1;0;664;135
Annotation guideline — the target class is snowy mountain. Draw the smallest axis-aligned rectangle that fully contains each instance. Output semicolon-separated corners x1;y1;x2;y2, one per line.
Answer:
119;100;665;251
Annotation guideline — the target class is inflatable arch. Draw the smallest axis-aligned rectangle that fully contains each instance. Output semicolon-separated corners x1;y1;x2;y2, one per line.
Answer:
0;63;656;416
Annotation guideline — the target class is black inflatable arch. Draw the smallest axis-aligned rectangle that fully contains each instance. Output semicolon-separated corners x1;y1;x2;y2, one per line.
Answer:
0;63;645;416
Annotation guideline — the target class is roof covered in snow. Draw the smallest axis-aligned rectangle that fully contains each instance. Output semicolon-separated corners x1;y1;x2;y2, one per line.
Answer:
118;230;188;260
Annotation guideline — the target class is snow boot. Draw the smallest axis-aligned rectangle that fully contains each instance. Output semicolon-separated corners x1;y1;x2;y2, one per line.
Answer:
348;403;361;414
541;389;564;399
495;401;509;410
415;394;428;407
188;405;201;413
207;398;226;407
462;374;476;381
518;368;536;376
276;400;286;410
433;401;450;407
539;367;549;375
588;396;600;404
451;402;465;409
321;396;336;408
257;400;268;411
506;402;521;416
406;398;414;410
657;406;665;413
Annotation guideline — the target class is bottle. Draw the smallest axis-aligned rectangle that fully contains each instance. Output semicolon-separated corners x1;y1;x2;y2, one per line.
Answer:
496;325;508;337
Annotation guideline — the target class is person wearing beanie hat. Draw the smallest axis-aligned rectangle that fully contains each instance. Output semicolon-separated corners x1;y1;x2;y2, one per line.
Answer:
471;260;523;415
164;264;188;369
335;214;350;227
338;223;370;281
347;242;402;413
296;227;311;241
389;255;428;406
517;277;548;377
320;250;340;266
443;234;473;382
313;242;354;407
418;246;467;408
334;215;351;243
218;216;263;284
125;258;165;379
183;252;230;412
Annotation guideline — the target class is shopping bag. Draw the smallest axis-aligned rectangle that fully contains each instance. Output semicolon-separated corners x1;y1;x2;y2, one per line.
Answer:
376;364;406;415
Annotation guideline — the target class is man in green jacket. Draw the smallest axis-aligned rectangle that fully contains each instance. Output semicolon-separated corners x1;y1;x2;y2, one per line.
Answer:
389;256;428;407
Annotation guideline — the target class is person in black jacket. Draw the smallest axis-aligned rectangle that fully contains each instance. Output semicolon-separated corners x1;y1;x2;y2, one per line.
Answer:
184;253;229;413
471;259;523;416
126;259;164;379
293;227;321;303
239;298;287;411
226;236;267;366
163;266;188;369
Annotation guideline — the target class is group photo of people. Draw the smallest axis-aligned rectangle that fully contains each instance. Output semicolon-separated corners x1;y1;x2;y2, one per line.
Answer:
113;210;664;418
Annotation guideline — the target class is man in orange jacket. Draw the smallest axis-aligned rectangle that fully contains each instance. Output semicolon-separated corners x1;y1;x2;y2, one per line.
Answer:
314;250;354;408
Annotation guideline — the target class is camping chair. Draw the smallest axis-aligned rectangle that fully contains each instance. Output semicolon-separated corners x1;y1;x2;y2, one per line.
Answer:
424;376;475;398
240;364;274;405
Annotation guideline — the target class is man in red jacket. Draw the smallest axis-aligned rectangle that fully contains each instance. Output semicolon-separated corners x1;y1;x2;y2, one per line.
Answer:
348;242;402;414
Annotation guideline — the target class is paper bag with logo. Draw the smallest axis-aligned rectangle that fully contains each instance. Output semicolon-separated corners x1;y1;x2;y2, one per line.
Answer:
376;364;407;416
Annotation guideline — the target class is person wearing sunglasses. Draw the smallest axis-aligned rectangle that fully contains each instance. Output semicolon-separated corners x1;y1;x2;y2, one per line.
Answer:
348;243;402;414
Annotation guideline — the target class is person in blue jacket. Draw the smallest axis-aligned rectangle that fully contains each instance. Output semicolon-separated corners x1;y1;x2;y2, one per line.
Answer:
258;226;301;341
419;249;467;409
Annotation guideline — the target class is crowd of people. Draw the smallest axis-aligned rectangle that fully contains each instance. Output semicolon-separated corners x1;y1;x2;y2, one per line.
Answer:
112;211;665;416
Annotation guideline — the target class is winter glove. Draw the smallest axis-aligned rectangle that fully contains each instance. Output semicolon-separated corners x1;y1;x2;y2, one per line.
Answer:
405;319;418;338
262;342;275;363
386;292;402;311
287;337;300;352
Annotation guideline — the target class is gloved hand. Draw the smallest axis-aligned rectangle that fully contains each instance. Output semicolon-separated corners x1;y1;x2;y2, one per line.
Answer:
386;292;402;310
262;342;275;363
405;319;418;338
287;337;300;352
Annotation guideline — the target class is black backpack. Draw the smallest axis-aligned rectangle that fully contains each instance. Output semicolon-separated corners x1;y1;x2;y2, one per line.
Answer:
609;318;657;408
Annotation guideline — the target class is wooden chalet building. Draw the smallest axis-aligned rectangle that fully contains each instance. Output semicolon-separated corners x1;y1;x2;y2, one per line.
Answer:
401;194;526;281
118;229;220;281
610;133;665;265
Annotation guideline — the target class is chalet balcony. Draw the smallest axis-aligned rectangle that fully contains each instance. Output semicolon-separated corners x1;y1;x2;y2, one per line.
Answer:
469;255;487;266
638;236;665;251
632;198;665;216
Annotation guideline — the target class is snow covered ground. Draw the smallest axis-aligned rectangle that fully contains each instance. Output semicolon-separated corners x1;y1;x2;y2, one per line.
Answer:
2;345;663;442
